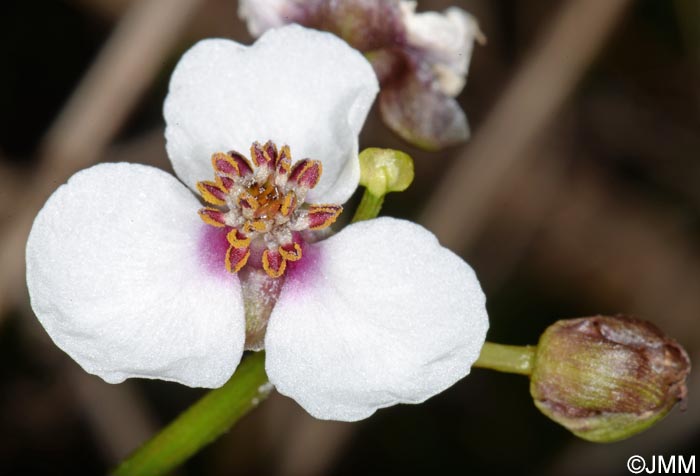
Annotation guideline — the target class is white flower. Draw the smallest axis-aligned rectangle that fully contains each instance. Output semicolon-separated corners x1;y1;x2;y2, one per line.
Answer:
25;25;488;421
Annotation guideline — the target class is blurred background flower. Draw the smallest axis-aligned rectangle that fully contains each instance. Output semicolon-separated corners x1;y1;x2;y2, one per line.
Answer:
1;0;699;475
239;0;483;150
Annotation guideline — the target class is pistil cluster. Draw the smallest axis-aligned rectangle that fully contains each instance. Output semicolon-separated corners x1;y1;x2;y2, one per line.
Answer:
197;141;342;278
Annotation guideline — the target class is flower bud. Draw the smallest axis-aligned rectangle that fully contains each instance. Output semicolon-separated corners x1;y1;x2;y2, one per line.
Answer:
530;315;690;442
359;147;414;197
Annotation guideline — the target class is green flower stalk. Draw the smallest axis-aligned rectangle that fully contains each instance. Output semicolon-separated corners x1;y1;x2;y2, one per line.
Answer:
112;352;270;476
529;315;690;442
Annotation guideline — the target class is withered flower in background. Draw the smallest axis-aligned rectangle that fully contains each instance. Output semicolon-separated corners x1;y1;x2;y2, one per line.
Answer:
530;315;690;443
239;0;484;150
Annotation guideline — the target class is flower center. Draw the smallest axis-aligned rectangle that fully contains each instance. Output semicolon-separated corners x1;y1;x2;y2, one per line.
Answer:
197;140;342;278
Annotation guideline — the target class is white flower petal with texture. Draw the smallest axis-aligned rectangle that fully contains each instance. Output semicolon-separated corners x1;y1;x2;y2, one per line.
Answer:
26;163;246;388
164;25;379;205
264;217;489;421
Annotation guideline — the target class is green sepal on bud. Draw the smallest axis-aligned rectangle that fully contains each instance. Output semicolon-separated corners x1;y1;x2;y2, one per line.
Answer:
358;147;414;197
530;315;690;443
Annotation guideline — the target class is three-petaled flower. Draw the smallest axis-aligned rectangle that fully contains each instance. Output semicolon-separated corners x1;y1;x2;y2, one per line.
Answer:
26;25;488;421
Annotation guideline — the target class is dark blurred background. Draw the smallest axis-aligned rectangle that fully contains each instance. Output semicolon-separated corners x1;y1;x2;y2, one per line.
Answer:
1;0;699;474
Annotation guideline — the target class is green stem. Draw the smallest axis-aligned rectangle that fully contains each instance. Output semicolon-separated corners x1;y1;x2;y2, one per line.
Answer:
473;342;536;376
352;189;385;222
112;342;535;475
112;352;270;476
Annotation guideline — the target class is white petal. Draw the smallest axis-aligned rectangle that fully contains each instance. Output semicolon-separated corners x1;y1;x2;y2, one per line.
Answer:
26;163;245;388
164;25;379;204
265;217;489;421
401;2;480;96
238;0;302;37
